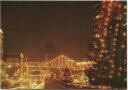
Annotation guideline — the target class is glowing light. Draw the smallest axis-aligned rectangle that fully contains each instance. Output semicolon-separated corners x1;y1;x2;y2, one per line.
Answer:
123;32;126;36
113;43;116;46
119;67;122;70
102;44;105;48
109;75;112;79
106;18;109;21
104;66;107;69
0;29;3;34
108;8;112;12
96;15;100;19
96;34;100;38
113;38;117;41
99;54;103;58
113;48;116;51
124;5;127;9
105;50;108;53
109;59;113;63
121;44;125;48
95;45;98;48
115;29;118;32
101;50;104;53
92;78;95;81
112;65;114;68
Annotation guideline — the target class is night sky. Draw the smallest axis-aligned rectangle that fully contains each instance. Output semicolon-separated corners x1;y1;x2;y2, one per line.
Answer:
1;1;96;60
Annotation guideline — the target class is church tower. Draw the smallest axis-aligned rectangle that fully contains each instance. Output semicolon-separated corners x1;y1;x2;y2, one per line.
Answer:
19;52;24;81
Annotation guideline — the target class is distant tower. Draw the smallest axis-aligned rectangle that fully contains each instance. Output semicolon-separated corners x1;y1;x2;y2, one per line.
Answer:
19;52;24;81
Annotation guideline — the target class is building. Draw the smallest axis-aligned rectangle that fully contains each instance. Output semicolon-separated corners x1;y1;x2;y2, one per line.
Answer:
43;55;76;70
5;53;96;82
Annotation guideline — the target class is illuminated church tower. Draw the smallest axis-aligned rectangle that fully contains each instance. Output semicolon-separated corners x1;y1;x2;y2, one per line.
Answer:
19;52;24;81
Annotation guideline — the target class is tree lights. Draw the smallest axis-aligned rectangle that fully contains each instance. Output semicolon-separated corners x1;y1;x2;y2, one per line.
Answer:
86;1;127;88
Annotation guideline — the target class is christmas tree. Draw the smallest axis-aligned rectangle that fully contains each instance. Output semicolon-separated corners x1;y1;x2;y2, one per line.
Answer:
86;1;127;88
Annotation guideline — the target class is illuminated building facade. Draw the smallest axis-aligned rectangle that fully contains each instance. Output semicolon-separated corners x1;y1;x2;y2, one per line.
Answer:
5;54;95;81
43;55;76;70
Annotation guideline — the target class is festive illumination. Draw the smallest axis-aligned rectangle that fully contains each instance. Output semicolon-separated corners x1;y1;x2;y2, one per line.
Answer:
86;1;126;88
121;44;125;48
122;32;126;36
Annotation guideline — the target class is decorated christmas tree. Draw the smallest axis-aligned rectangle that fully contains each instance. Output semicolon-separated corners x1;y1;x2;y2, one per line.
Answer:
86;1;127;88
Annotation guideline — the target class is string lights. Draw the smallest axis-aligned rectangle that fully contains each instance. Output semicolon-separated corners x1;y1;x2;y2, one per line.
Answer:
87;1;127;88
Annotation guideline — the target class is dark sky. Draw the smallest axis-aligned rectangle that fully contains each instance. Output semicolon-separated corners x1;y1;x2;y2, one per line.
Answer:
1;1;96;60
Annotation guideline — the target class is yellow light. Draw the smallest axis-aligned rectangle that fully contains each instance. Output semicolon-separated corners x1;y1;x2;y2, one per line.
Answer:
113;43;116;46
115;29;118;32
109;59;113;63
113;48;116;51
119;67;122;70
123;32;126;36
108;8;111;12
105;50;108;53
96;15;100;19
124;5;127;9
121;44;125;48
113;38;117;41
112;65;114;68
95;45;97;48
101;50;104;53
99;54;103;58
109;3;112;7
96;34;100;38
104;66;107;69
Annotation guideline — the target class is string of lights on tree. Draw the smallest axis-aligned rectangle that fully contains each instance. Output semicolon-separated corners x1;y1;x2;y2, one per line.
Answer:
86;1;126;88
